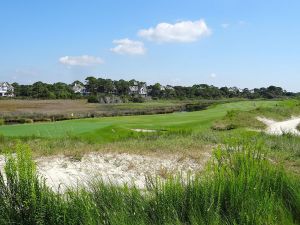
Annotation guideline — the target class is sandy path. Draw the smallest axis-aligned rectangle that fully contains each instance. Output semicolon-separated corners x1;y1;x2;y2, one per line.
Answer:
257;116;300;135
0;152;210;191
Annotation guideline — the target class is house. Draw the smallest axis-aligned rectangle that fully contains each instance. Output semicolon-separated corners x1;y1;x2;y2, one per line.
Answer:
129;81;139;94
165;85;175;91
139;83;148;96
129;81;148;97
72;83;89;95
0;82;14;97
159;85;174;91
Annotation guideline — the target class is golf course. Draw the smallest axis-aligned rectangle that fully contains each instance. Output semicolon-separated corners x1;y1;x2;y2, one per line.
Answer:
0;99;300;224
3;0;300;223
0;100;278;140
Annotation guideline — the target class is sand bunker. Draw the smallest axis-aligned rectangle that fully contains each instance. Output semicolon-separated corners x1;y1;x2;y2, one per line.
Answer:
131;129;157;132
0;152;210;191
257;116;300;136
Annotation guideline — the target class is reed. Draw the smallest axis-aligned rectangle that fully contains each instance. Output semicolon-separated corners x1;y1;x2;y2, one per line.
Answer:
0;142;299;225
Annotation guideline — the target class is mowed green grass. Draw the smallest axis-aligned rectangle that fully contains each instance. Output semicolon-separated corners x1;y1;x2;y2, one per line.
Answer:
0;100;279;142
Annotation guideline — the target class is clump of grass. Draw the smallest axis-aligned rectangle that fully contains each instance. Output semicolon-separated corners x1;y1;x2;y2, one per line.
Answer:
211;121;237;131
0;142;299;224
0;144;54;224
212;110;266;131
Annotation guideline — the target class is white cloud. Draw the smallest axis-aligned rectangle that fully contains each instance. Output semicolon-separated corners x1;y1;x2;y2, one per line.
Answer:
111;39;146;55
59;55;104;66
138;19;211;43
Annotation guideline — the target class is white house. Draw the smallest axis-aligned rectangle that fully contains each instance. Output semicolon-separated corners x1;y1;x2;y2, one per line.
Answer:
0;82;14;97
72;83;89;95
165;85;175;91
129;81;147;97
139;83;147;96
157;85;174;92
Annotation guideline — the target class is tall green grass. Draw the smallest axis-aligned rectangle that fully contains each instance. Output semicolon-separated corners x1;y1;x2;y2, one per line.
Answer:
0;143;299;225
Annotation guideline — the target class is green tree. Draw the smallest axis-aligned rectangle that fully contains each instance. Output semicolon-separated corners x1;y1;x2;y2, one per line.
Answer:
85;76;98;94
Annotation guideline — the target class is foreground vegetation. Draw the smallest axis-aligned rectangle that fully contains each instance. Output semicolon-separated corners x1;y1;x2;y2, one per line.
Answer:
0;142;299;225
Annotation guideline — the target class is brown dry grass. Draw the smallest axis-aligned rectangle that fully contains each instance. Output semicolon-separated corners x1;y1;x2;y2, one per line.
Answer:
0;99;192;121
0;99;98;114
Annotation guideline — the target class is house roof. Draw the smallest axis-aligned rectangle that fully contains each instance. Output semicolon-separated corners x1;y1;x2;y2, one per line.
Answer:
0;82;13;88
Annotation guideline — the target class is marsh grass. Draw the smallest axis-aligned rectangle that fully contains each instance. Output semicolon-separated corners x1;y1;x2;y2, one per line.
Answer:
0;142;299;225
0;99;229;126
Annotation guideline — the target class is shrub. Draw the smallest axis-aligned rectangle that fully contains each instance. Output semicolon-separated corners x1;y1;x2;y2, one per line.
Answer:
24;118;34;123
131;96;145;103
18;118;34;124
0;119;4;125
211;122;237;131
87;95;99;103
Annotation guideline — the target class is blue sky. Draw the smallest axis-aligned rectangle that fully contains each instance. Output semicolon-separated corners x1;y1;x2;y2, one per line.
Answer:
1;0;300;91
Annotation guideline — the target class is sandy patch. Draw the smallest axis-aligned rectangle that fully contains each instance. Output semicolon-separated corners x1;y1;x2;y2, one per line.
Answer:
257;116;300;136
131;129;157;132
0;152;210;191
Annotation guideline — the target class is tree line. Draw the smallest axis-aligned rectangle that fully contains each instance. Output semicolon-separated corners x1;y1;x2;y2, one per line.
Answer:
10;76;298;100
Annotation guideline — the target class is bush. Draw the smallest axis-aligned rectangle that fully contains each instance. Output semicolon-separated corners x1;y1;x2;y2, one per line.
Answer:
0;119;4;125
87;95;99;103
131;96;145;103
19;118;34;124
211;122;237;131
24;118;34;123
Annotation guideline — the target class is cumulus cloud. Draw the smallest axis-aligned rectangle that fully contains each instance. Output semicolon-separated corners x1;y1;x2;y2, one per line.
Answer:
59;55;104;66
138;19;211;43
110;39;146;55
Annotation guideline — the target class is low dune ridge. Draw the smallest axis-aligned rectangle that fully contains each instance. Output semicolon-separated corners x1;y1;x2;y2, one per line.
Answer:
257;116;300;136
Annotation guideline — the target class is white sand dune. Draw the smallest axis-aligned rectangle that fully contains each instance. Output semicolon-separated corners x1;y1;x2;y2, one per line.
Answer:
257;116;300;136
0;152;210;191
